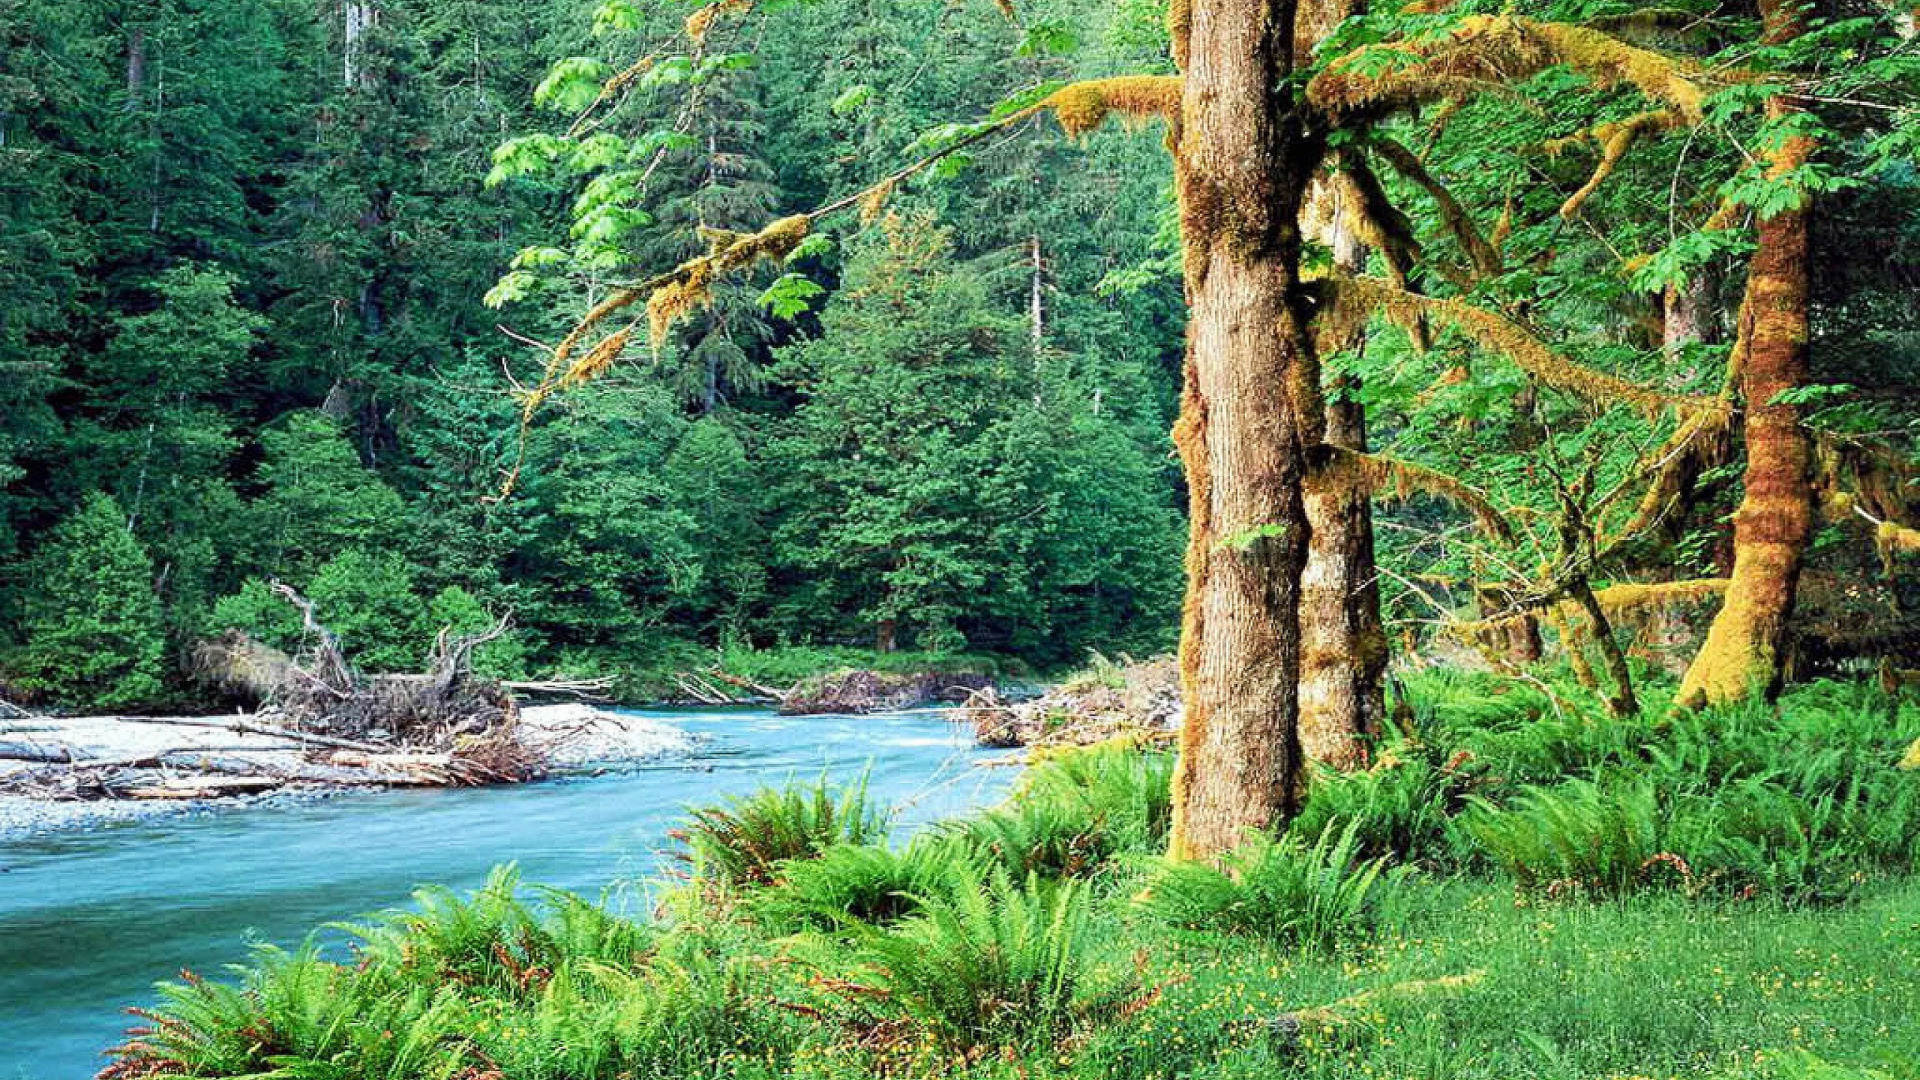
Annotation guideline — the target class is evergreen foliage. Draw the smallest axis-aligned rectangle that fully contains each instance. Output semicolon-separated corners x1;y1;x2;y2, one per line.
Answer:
0;0;1185;707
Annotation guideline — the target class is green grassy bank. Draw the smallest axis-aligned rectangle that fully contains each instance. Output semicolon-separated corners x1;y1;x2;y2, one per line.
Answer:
104;673;1920;1080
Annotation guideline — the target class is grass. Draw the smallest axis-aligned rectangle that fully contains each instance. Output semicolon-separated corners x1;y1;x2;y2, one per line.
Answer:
107;674;1920;1080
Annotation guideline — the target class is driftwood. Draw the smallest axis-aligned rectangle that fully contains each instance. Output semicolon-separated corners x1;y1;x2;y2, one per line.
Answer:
48;715;394;754
2;591;547;804
119;776;283;800
704;669;786;702
191;585;520;745
957;656;1177;749
502;676;617;701
779;669;996;715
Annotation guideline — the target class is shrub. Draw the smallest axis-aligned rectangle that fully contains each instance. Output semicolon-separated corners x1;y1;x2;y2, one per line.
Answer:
1463;774;1671;896
344;866;652;996
1137;821;1402;948
1289;744;1468;867
673;774;888;890
106;944;472;1080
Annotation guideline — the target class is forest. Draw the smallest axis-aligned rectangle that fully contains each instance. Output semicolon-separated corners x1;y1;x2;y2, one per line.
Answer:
5;0;1920;720
0;0;1188;712
7;0;1920;1075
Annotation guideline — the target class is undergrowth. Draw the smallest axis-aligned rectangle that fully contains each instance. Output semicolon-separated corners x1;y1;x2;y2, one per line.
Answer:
105;675;1920;1080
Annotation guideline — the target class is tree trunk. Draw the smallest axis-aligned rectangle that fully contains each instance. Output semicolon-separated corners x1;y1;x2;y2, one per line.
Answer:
1299;389;1385;770
1570;579;1639;717
1662;266;1719;363
1298;199;1386;770
344;2;379;91
1168;0;1322;861
1676;0;1814;709
125;26;147;111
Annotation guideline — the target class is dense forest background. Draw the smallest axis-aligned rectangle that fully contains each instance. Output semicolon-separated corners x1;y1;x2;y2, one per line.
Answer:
0;0;1191;708
8;0;1920;715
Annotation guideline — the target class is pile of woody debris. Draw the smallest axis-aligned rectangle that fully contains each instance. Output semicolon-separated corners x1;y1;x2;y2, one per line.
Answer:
955;655;1180;749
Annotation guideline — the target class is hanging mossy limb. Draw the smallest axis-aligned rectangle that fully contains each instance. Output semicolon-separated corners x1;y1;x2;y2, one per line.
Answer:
1309;15;1719;123
1615;406;1736;540
1453;579;1731;635
1330;151;1422;289
502;75;1196;497
1326;275;1724;419
1676;0;1815;710
1367;137;1502;278
1340;448;1514;542
1044;76;1183;138
1545;110;1685;219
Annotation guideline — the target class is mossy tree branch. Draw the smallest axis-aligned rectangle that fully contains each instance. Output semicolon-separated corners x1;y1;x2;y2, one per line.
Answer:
1308;14;1725;124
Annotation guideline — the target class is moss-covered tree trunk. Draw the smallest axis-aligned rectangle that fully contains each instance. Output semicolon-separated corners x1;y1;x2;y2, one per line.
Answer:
1168;0;1324;860
1300;388;1386;769
1296;0;1387;771
1676;0;1815;709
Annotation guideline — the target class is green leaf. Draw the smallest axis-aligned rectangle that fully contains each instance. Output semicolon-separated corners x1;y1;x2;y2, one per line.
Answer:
534;57;612;114
484;271;538;310
832;84;875;116
759;273;826;319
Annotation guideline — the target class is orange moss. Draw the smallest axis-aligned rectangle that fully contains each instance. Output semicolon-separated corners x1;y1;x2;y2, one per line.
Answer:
640;214;810;349
1310;15;1713;123
1043;76;1182;139
1547;110;1684;219
684;0;752;42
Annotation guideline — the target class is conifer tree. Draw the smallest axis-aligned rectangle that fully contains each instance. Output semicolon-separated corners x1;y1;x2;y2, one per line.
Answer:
9;493;166;708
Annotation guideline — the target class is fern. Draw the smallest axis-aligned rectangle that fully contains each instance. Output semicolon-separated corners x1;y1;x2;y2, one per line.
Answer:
1138;821;1403;948
672;773;889;889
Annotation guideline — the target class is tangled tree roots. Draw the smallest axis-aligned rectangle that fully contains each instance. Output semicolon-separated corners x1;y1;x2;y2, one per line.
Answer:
191;584;533;782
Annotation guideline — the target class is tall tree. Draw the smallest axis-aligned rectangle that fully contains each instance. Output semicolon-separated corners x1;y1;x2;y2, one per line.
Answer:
1676;0;1817;708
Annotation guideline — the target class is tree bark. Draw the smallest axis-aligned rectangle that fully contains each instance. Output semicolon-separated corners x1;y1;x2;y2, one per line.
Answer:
1662;266;1720;363
1298;187;1386;770
1676;0;1814;708
344;2;379;91
125;26;147;110
1298;398;1386;769
1168;0;1322;861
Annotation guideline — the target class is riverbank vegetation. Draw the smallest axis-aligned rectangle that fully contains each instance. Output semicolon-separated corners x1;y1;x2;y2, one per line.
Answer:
104;671;1920;1079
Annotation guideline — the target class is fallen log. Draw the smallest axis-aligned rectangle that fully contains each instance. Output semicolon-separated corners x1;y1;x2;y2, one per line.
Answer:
116;776;284;800
1238;970;1487;1047
704;670;786;702
100;715;390;754
502;676;617;700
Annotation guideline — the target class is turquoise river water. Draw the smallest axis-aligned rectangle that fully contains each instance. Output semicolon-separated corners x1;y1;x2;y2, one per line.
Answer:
0;707;1015;1079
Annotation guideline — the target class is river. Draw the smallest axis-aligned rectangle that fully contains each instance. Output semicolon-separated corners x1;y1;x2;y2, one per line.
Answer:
0;707;1015;1080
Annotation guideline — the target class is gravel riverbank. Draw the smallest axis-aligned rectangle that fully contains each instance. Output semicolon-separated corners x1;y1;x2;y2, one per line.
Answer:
0;704;696;842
